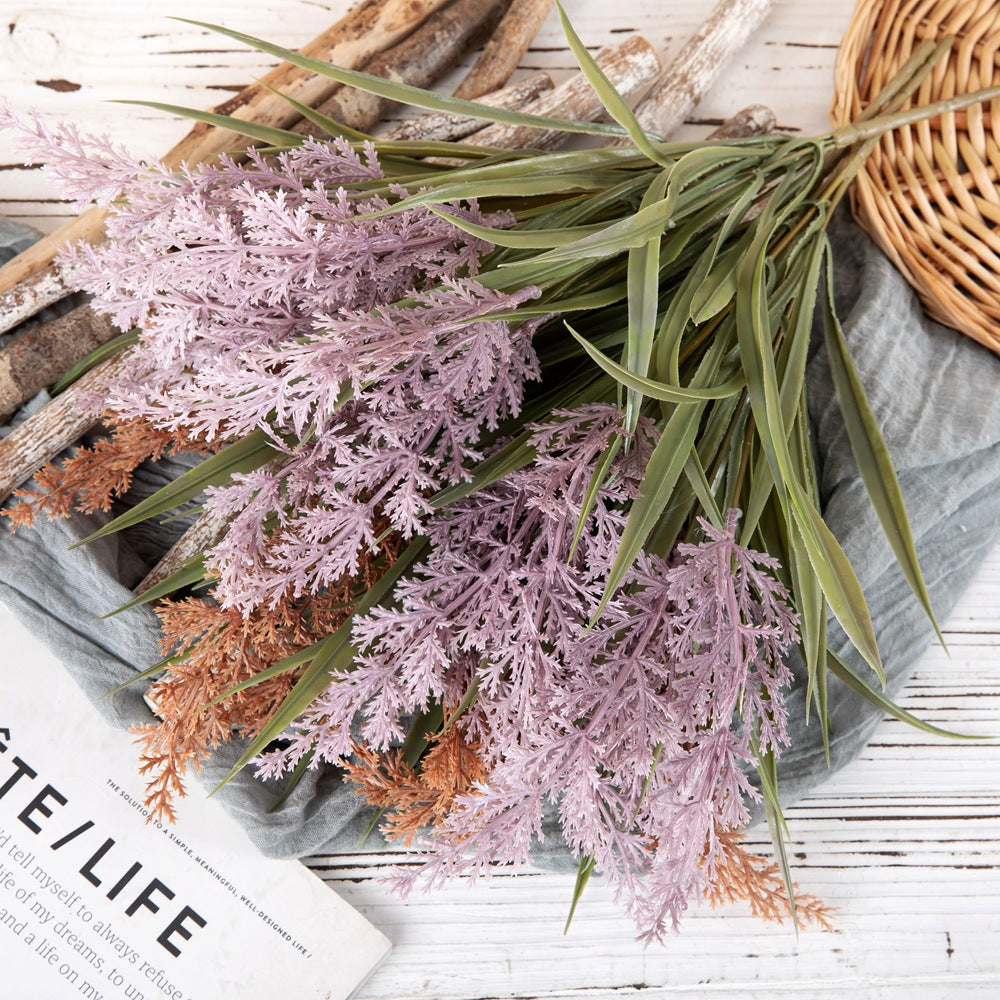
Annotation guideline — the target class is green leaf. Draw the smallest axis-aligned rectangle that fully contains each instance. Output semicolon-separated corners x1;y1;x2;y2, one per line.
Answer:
439;677;481;736
427;206;606;249
115;100;304;148
566;321;744;403
268;746;315;813
174;18;634;140
553;0;673;163
564;855;596;935
70;431;279;549
820;244;943;646
568;435;622;561
400;704;445;768
734;193;883;681
624;170;671;431
595;336;727;618
206;638;329;709
98;555;209;619
757;745;798;933
683;451;724;529
101;655;173;699
826;652;991;740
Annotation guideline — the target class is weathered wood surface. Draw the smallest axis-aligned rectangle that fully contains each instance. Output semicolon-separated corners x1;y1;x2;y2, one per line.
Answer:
619;0;775;142
0;352;131;505
467;34;661;149
293;0;511;134
1;2;999;998
453;0;554;100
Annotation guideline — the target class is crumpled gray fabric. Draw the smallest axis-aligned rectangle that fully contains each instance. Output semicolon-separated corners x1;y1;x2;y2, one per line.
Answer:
0;207;998;865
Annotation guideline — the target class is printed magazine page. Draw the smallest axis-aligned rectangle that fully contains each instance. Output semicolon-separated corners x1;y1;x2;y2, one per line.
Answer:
0;603;391;999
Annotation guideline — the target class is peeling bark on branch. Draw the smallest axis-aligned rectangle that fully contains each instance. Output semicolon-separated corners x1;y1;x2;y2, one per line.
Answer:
0;353;132;505
294;0;512;135
0;304;118;421
0;0;453;313
467;36;661;150
453;0;554;100
377;72;553;142
612;0;774;144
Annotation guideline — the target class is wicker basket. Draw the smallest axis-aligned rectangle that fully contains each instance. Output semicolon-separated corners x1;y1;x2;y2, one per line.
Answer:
831;0;1000;354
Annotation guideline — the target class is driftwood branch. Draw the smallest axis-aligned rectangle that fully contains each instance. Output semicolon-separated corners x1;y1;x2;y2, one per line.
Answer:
0;304;118;422
453;0;554;100
0;261;79;339
707;103;776;138
467;36;661;150
295;0;512;136
0;0;453;319
0;353;132;506
614;0;773;143
377;72;553;142
135;508;229;595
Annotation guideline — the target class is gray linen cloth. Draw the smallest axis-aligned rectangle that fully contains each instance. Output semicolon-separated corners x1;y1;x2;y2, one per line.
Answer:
0;208;998;866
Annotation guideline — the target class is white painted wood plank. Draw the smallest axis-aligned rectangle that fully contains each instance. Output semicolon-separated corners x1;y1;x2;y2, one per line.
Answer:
2;2;999;998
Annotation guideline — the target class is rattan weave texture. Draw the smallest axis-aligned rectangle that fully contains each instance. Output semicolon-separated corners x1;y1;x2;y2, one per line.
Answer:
832;0;1000;353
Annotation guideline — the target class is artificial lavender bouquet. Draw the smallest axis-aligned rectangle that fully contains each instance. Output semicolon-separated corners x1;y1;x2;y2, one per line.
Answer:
3;12;989;940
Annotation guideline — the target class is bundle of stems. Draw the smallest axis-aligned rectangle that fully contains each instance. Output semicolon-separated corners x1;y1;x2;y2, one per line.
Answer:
6;7;996;936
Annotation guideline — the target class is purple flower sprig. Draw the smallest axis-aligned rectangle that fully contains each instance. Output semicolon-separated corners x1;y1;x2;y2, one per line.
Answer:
257;405;798;940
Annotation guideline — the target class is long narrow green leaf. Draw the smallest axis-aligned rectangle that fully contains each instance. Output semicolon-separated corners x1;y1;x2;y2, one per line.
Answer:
70;431;280;549
51;329;140;395
757;746;797;933
564;855;596;935
115;100;304;148
101;655;174;699
683;451;724;529
567;322;744;403
820;245;943;645
428;207;607;248
206;638;327;708
99;555;208;619
595;336;727;618
268;747;315;813
254;77;369;142
625;170;671;431
175;19;634;139
568;435;622;561
827;652;990;740
735;190;883;680
554;0;672;165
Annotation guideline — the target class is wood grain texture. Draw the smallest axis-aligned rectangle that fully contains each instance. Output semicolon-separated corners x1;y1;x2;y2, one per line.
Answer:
1;3;999;999
466;35;661;149
0;352;131;504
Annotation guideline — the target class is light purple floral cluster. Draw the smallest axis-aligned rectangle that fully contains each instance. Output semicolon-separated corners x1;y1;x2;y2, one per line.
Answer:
2;107;542;610
1;108;800;937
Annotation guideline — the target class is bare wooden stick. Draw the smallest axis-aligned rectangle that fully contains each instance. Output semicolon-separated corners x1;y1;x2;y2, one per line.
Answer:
0;353;132;505
707;103;776;138
466;36;661;150
613;0;773;144
136;508;228;594
377;72;553;142
453;0;554;100
0;0;453;316
294;0;511;136
0;304;118;421
0;261;79;338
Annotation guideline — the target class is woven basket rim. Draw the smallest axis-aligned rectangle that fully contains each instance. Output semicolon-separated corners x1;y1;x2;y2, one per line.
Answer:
831;0;1000;354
